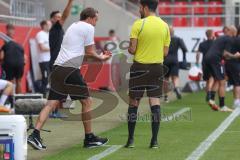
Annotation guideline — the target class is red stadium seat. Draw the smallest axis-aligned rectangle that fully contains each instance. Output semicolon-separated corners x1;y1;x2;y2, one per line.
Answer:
191;1;205;14
207;1;223;14
174;2;188;14
193;17;205;27
173;17;188;27
158;2;172;15
207;17;222;26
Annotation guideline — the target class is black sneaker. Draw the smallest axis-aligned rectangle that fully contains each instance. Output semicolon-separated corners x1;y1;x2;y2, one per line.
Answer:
28;133;46;150
124;138;134;148
150;140;159;149
84;134;108;148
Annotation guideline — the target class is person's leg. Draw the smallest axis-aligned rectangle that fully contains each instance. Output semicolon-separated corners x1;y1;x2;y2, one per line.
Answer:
80;98;92;134
233;86;240;108
206;77;214;101
15;78;22;94
35;100;60;130
149;97;161;148
163;77;170;102
28;100;60;150
127;98;140;139
172;76;181;99
39;62;50;95
218;79;226;108
0;81;13;105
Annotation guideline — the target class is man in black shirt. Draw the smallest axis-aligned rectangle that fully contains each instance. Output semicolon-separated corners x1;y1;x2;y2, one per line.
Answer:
205;26;240;112
0;24;24;93
164;26;187;102
49;0;73;71
196;29;215;102
48;0;73;118
225;26;240;109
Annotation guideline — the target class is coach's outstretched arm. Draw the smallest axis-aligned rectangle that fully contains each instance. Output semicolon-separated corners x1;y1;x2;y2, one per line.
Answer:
85;45;112;61
60;0;74;25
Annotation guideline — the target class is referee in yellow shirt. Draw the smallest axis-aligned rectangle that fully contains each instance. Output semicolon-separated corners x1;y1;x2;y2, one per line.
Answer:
125;0;171;149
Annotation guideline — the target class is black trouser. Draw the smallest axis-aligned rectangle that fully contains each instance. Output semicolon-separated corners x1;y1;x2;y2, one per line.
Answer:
39;62;50;94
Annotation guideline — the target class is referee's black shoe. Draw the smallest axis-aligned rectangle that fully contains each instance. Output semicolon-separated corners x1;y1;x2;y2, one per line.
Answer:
28;133;47;150
84;134;108;148
125;138;134;148
150;140;159;149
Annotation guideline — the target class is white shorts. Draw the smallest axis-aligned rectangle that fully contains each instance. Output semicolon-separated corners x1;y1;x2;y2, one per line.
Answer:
0;79;8;90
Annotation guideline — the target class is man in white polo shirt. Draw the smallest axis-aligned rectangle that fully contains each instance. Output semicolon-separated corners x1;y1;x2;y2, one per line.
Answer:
28;8;111;150
36;20;51;94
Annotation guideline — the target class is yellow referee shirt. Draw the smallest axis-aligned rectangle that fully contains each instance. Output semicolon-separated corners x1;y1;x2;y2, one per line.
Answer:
130;16;170;64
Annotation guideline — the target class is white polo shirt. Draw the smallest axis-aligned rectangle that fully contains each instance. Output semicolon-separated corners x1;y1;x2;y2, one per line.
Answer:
36;30;50;63
54;21;95;68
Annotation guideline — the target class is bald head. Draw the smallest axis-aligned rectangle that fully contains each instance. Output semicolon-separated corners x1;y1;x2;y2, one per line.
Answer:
226;25;237;37
229;25;237;37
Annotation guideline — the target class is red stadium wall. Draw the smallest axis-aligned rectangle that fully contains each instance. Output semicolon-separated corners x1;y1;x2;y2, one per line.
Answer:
0;23;40;93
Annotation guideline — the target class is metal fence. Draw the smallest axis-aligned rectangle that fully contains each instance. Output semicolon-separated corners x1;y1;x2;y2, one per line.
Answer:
0;0;45;26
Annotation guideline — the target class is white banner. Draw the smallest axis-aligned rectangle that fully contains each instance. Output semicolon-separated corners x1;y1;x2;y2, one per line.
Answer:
175;27;222;63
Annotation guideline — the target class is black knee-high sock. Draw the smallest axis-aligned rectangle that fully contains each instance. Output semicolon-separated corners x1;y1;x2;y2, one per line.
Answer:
219;97;225;108
210;91;216;101
151;105;161;142
206;91;211;102
127;106;138;140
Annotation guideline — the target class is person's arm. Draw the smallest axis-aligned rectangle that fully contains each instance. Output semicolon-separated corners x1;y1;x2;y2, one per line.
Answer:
85;45;111;61
128;20;141;55
38;44;50;52
0;50;4;63
36;33;50;52
164;24;171;57
196;51;201;65
179;38;187;60
164;46;169;57
128;38;138;55
60;0;74;25
223;51;240;59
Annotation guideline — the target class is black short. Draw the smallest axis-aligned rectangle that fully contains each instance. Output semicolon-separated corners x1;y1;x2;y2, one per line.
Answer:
226;62;240;86
202;62;211;81
3;65;24;80
204;61;225;81
163;62;179;77
129;62;164;99
48;65;90;101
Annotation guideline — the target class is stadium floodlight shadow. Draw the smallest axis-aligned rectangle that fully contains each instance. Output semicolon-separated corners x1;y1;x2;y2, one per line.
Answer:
14;94;51;132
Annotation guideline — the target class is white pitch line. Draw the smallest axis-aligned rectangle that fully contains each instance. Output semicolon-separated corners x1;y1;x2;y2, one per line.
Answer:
88;145;122;160
186;107;240;160
162;107;191;122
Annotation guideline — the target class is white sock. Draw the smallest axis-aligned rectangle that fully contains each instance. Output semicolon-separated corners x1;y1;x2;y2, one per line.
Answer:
0;95;8;105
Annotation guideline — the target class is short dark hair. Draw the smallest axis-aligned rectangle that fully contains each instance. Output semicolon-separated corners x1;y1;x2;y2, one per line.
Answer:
50;11;60;19
109;29;115;34
6;23;14;30
205;29;213;38
80;7;98;21
140;0;158;12
40;20;48;29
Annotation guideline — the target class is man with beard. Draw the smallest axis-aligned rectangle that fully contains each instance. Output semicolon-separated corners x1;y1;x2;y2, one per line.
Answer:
126;0;170;148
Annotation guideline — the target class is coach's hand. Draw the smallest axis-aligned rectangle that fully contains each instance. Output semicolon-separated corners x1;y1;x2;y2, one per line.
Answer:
99;51;112;61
